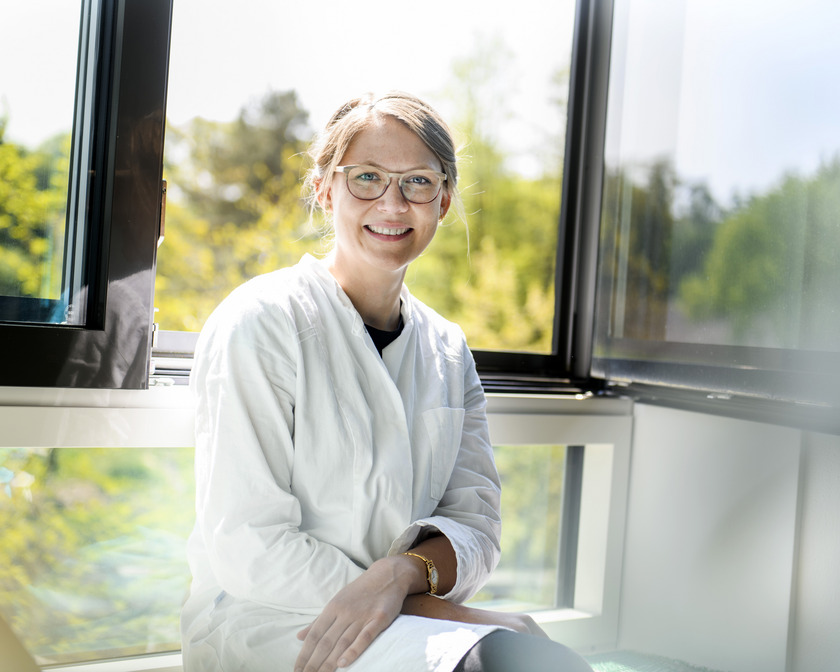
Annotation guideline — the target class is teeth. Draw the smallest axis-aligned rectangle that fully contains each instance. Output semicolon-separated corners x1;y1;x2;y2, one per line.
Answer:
368;225;409;236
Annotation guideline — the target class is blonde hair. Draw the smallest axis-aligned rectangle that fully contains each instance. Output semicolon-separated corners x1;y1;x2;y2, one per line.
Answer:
303;91;461;221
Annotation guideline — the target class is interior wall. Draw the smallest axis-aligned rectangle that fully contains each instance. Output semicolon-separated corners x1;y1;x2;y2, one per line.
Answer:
617;403;802;672
788;430;840;672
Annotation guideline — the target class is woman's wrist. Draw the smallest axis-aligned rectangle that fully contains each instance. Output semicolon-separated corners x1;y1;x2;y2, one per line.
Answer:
373;554;429;597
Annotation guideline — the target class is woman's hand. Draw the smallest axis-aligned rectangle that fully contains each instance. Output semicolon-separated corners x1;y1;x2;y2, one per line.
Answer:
294;555;419;672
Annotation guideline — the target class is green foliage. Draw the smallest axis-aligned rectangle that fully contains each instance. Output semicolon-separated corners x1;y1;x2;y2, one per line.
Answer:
598;155;840;351
0;447;194;665
0;126;69;299
471;444;566;608
154;81;565;351
155;90;322;331
679;159;840;347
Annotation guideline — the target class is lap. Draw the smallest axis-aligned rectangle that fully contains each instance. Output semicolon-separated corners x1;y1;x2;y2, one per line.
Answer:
183;594;502;672
453;630;594;672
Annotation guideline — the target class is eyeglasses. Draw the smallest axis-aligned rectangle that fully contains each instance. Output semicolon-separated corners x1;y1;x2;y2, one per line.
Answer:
335;165;447;204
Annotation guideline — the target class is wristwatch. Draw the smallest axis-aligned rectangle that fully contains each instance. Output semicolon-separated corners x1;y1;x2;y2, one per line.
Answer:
402;551;439;595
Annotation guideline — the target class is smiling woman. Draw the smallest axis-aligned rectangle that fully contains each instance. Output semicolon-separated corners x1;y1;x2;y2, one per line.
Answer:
154;0;576;359
180;91;594;672
310;97;453;330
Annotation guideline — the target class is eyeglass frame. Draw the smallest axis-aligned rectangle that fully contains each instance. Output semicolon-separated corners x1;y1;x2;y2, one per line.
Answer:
334;165;447;204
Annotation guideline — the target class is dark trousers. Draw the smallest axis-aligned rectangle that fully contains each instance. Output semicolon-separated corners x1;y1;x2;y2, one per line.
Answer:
454;630;594;672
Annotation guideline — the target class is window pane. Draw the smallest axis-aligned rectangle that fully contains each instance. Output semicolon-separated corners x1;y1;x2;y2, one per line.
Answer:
0;447;194;665
469;444;566;611
156;0;576;352
0;1;86;325
594;0;840;399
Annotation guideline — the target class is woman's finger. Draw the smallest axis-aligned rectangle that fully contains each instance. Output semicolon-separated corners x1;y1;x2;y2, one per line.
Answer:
298;617;360;672
334;611;391;668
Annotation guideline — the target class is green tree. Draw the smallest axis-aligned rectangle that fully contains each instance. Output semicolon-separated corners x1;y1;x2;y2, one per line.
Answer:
0;447;194;664
409;39;564;352
155;90;319;331
680;158;840;348
596;159;677;342
0;120;69;300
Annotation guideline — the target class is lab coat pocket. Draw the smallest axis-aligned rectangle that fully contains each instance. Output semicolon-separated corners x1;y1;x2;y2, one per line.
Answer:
422;407;466;501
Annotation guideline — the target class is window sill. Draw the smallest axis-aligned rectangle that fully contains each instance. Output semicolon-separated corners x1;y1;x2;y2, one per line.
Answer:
47;653;182;672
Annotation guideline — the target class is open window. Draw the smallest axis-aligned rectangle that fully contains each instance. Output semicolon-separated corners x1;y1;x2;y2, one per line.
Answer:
0;0;171;389
583;0;840;434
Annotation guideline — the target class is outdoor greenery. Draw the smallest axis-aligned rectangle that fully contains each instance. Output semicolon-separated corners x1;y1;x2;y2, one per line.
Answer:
4;44;840;663
154;80;563;351
0;442;562;662
472;444;567;609
0;447;195;665
596;156;840;350
0;118;69;300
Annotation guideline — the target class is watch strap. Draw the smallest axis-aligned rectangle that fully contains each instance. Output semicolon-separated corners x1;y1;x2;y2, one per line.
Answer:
402;551;439;595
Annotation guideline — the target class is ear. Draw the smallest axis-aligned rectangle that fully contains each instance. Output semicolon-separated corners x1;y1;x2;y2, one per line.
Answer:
439;190;451;221
316;180;332;212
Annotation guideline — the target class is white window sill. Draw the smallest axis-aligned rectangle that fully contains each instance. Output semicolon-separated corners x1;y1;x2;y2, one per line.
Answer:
47;653;182;672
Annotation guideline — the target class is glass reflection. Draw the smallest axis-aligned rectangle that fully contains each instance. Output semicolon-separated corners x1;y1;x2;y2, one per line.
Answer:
597;0;840;353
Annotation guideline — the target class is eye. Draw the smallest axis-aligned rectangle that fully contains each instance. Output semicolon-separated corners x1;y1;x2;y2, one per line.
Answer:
351;167;384;183
405;173;433;186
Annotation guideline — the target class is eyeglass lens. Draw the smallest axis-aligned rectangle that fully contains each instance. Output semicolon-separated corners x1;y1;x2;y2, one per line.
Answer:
344;166;443;204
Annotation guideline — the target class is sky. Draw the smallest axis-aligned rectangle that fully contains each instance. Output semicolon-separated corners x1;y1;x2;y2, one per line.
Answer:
605;0;840;204
3;0;840;201
1;0;575;177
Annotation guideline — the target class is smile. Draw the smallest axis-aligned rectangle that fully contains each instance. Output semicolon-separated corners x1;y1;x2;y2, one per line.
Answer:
366;225;411;236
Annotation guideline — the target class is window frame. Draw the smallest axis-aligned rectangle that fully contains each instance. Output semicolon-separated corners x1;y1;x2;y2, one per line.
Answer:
472;0;609;392
0;0;172;390
586;0;840;435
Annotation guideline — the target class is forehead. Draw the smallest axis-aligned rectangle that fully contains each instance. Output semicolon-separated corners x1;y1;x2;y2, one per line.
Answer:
341;116;441;171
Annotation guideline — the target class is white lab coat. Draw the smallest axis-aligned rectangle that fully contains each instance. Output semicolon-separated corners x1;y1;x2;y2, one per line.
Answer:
181;255;503;672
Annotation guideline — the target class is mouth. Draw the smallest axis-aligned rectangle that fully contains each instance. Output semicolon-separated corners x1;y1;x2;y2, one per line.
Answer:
365;225;412;238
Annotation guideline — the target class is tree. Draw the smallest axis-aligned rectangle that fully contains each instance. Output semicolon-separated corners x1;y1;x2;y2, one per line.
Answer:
596;159;677;342
409;39;565;353
155;90;319;331
680;158;840;348
0;121;69;300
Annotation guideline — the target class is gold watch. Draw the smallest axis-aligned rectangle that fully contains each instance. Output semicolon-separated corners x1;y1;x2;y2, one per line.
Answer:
402;551;439;595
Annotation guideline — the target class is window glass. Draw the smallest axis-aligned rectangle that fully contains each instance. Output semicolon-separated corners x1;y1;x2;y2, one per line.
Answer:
0;447;194;665
156;0;576;352
0;442;571;661
594;0;840;401
470;444;567;611
0;1;86;325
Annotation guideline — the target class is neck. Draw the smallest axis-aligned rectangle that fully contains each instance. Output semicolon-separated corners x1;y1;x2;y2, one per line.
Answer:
325;254;404;331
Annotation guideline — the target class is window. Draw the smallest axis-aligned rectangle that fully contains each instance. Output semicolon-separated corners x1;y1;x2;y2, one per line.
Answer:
0;0;171;389
0;445;193;666
470;444;568;611
592;0;840;429
154;0;579;380
0;1;81;325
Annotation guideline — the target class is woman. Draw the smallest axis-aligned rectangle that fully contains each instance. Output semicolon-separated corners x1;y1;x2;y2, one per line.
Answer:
180;91;593;672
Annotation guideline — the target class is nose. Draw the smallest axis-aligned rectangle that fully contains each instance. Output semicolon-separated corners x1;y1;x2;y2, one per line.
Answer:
376;178;410;212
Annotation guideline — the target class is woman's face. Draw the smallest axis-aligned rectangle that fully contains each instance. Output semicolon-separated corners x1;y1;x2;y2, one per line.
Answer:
319;115;451;282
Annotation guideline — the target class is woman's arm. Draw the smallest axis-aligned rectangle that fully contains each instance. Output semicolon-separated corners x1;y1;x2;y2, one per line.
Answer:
401;594;548;638
294;533;455;671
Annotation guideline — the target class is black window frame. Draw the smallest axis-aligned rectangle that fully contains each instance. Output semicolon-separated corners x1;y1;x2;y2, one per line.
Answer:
473;0;612;396
0;0;172;389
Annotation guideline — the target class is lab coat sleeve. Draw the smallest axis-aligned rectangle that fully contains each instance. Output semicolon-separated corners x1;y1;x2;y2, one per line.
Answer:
191;297;364;614
390;341;502;604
